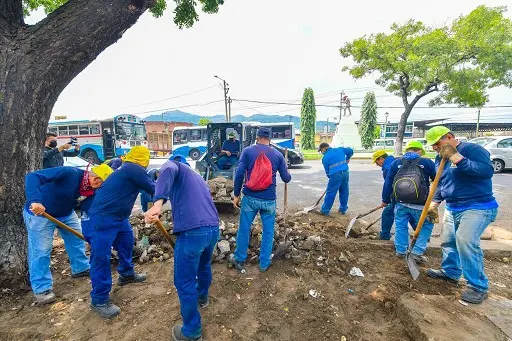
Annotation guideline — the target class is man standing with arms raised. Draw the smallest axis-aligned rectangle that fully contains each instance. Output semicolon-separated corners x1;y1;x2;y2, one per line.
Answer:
230;127;291;273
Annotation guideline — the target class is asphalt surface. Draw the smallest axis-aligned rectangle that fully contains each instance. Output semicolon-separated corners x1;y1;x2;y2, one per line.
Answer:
146;158;511;232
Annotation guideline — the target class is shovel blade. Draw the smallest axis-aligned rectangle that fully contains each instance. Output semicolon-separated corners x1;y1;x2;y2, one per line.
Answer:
345;217;358;238
406;252;420;280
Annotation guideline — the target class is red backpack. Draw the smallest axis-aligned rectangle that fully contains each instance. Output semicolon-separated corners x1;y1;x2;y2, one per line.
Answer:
246;152;273;190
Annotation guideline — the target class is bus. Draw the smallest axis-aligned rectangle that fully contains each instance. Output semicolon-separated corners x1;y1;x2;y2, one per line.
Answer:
48;114;147;164
172;126;208;160
258;122;295;149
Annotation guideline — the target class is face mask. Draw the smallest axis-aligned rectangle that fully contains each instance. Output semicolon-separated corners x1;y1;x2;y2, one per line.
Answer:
49;140;57;148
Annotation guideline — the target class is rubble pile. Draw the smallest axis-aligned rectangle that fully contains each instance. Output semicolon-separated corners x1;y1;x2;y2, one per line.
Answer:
208;176;234;202
129;210;174;264
212;214;325;266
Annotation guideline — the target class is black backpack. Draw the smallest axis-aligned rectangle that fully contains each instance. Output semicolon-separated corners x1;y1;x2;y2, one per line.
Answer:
392;158;429;205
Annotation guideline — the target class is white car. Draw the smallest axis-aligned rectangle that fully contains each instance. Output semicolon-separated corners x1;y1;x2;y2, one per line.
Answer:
470;136;512;173
63;156;93;170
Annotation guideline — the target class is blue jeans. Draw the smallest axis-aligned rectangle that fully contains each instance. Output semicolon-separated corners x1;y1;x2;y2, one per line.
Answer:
381;201;417;240
394;204;433;255
217;155;238;169
321;170;349;214
440;208;497;292
82;215;135;305
234;195;276;270
23;209;89;294
174;226;219;339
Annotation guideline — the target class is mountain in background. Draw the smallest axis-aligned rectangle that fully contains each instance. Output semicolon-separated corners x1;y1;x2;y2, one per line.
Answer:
145;110;337;131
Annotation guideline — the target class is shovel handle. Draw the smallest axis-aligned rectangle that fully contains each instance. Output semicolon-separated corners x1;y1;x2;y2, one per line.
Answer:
42;212;86;241
284;148;289;223
154;219;175;249
411;158;447;242
358;205;383;219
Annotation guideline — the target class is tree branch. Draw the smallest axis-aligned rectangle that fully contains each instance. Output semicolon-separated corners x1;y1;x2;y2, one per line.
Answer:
410;81;440;108
24;0;155;96
0;0;24;32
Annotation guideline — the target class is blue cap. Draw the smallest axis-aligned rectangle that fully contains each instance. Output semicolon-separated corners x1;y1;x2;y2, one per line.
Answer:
257;128;271;138
169;154;190;166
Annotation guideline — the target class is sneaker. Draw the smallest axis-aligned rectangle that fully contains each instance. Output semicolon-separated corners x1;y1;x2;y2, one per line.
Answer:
259;264;271;273
198;297;209;308
228;254;246;273
34;290;56;305
426;269;459;285
312;208;330;216
172;324;202;341
412;254;428;264
71;269;90;278
377;235;391;241
90;301;121;319
338;210;347;215
118;273;147;286
395;253;405;258
461;288;488;304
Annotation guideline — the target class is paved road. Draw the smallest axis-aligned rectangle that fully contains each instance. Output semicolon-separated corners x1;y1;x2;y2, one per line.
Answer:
146;158;511;232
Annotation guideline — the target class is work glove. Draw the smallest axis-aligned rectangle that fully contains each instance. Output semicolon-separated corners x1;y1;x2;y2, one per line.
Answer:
439;144;464;164
426;202;440;224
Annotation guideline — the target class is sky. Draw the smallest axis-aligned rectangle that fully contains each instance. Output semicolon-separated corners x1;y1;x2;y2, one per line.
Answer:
27;0;512;124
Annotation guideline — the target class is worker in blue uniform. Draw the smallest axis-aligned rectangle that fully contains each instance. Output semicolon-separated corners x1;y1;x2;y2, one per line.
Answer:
318;142;353;215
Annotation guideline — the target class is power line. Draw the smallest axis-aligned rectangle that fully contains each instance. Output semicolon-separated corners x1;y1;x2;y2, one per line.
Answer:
123;85;218;109
130;99;224;116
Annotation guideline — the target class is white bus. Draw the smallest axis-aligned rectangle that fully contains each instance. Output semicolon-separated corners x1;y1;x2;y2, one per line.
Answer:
258;122;295;149
48;114;147;163
172;126;208;160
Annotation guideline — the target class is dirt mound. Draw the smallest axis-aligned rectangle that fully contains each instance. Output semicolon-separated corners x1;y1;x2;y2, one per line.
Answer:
1;210;511;341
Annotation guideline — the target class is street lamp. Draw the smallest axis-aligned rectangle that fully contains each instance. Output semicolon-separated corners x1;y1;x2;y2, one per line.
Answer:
384;112;389;145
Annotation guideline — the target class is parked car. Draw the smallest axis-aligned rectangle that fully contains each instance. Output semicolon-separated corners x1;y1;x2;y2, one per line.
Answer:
271;142;304;167
63;156;91;170
470;136;512;173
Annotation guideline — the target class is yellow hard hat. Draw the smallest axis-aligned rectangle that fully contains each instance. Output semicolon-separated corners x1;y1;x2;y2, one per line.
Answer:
405;140;425;155
425;126;451;145
124;146;151;168
372;150;387;163
91;164;113;181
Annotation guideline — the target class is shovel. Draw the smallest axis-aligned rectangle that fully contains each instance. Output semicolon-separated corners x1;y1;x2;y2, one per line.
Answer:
154;219;175;249
303;190;327;213
42;212;86;241
345;205;383;238
406;157;446;280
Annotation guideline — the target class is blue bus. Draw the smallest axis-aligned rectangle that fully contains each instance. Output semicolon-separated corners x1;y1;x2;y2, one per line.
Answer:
48;114;147;164
172;126;208;160
259;122;295;149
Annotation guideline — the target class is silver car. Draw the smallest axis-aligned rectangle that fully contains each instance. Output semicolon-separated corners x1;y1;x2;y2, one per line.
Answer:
470;136;512;173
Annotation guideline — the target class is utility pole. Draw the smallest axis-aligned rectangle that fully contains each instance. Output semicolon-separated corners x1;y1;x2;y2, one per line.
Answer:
476;108;481;137
214;75;229;122
228;97;232;122
339;91;344;121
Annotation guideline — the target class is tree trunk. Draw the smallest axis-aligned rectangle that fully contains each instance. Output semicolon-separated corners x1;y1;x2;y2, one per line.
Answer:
0;0;153;288
393;107;412;156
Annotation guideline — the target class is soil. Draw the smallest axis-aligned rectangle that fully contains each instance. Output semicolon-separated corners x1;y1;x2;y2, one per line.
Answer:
1;211;511;341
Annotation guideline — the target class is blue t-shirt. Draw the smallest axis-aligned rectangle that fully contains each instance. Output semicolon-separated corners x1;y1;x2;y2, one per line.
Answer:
221;139;240;157
234;144;291;201
89;162;155;219
153;161;219;233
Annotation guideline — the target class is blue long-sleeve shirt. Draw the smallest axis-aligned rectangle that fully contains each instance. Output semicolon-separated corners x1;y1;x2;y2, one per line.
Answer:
234;143;291;200
106;157;123;171
153;161;219;233
322;147;354;176
381;155;395;180
221;139;240;157
43;146;80;169
89;162;155;219
433;142;498;211
25;166;84;218
382;153;436;204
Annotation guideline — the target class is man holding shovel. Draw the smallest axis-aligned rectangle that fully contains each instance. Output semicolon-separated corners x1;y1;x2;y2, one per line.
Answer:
84;146;155;319
145;156;219;341
425;126;498;304
23;164;113;304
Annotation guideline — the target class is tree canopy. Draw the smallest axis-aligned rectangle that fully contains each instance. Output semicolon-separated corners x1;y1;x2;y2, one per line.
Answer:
21;0;223;26
198;117;211;126
300;87;317;150
340;5;512;153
